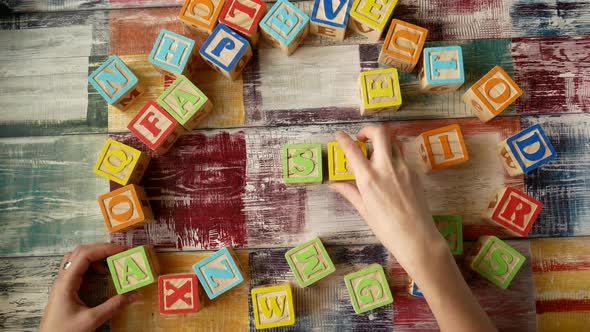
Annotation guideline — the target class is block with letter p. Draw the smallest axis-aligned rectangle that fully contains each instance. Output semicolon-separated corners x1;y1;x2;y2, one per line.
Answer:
379;19;428;73
88;55;145;111
128;100;185;154
285;237;336;287
359;68;402;116
98;184;154;233
193;247;244;299
149;29;199;78
433;215;463;255
310;0;353;41
484;186;542;237
107;245;160;294
344;264;393;314
219;0;266;45
200;24;253;80
416;124;469;171
157;75;213;131
419;46;464;92
327;140;367;181
348;0;398;42
497;124;556;176
259;0;310;56
467;236;526;289
179;0;225;34
282;143;323;184
94;138;151;185
158;273;202;315
251;284;296;329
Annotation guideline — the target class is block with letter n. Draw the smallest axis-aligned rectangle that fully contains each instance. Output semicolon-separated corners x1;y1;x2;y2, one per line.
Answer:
467;236;526;289
107;245;160;294
379;19;428;73
359;68;402;116
98;184;154;233
251;284;296;329
128;100;185;154
310;0;353;41
88;55;145;111
259;0;310;56
416;124;469;171
484;186;543;237
419;46;465;93
285;237;336;287
348;0;398;42
149;29;199;78
344;264;393;314
282;143;323;184
327;140;367;181
158;273;202;315
200;24;253;80
497;124;556;176
157;75;214;131
219;0;266;45
433;215;463;255
178;0;225;34
193;247;245;299
93;138;151;185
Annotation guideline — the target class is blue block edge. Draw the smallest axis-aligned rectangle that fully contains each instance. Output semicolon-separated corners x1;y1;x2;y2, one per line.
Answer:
507;124;557;173
423;46;465;85
310;0;352;28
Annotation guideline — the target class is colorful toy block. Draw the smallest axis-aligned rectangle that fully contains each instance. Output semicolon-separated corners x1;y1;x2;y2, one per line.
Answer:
148;29;199;78
285;237;336;287
251;284;296;329
359;68;402;116
193;247;244;299
98;184;154;233
327;140;367;181
93;138;151;185
128;100;185;154
416;124;469;171
259;0;310;56
408;279;423;298
497;124;556;176
282;144;323;184
419;46;464;93
378;19;428;73
157;75;214;131
310;0;353;41
467;236;526;289
107;245;160;294
158;273;202;314
344;264;393;314
200;24;253;80
433;215;463;255
484;186;543;237
348;0;398;42
179;0;225;34
88;55;145;111
463;66;522;123
218;0;266;45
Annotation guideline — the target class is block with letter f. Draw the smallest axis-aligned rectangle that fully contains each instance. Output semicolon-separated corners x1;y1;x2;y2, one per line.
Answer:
128;100;185;154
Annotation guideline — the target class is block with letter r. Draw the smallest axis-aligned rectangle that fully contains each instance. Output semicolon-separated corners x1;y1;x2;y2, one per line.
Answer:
310;0;353;41
419;46;464;93
285;237;336;287
484;186;543;237
259;0;310;56
193;247;245;299
149;29;199;78
468;236;525;289
344;264;393;314
498;124;556;176
433;215;463;255
219;0;266;45
282;143;323;184
200;24;253;80
88;55;145;111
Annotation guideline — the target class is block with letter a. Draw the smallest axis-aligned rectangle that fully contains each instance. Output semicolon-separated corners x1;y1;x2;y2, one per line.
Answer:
251;284;296;329
327;140;367;181
259;0;310;56
497;124;556;176
344;264;393;314
285;237;336;287
467;236;526;289
282;143;323;184
98;184;154;233
219;0;266;45
484;186;543;237
93;138;151;185
193;247;245;299
419;46;464;93
128;100;185;154
158;273;202;314
416;124;469;171
179;0;225;34
348;0;398;42
359;68;402;116
310;0;353;41
200;24;253;80
157;75;214;131
433;215;463;255
107;245;160;294
148;29;199;78
378;19;428;73
88;55;145;111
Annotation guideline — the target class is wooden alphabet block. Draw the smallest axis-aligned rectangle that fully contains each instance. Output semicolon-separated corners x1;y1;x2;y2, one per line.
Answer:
93;138;151;185
251;284;296;329
128;100;185;154
463;66;522;123
416;124;468;171
179;0;225;34
467;236;526;289
484;186;543;237
259;0;310;56
497;124;556;176
157;75;214;131
148;29;199;78
193;247;244;299
419;46;464;93
282;144;323;184
218;0;266;45
433;215;463;255
88;55;145;111
107;245;160;294
327;140;367;181
359;68;402;116
344;264;393;314
408;279;423;298
310;0;353;41
98;184;154;233
285;237;336;287
378;19;428;73
158;273;201;314
348;0;398;42
200;24;253;80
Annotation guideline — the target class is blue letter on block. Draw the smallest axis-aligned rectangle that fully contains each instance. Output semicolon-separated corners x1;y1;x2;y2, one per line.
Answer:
149;29;195;75
506;124;556;173
192;247;244;299
88;55;138;104
311;0;352;28
260;0;310;44
423;46;464;85
200;24;249;72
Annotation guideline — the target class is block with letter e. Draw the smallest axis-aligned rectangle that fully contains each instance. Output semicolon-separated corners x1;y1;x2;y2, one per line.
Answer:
484;186;542;237
219;0;266;45
285;237;336;287
344;264;393;314
419;46;464;92
327;140;367;181
98;184;154;233
251;284;296;329
259;0;310;56
193;247;245;299
497;124;556;176
348;0;398;42
88;55;145;111
179;0;225;34
379;19;428;73
433;215;463;255
107;245;160;294
200;24;253;80
282;143;323;184
157;75;214;131
310;0;352;41
128;100;185;154
149;29;199;78
416;124;469;171
359;68;402;116
94;138;151;185
158;273;202;315
467;236;526;289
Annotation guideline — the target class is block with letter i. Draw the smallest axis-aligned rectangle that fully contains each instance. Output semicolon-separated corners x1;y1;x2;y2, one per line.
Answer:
344;264;393;314
359;68;402;116
433;215;463;255
408;279;423;298
416;124;469;171
251;284;296;329
200;24;253;80
219;0;266;45
484;186;542;237
149;29;199;78
463;66;522;123
282;144;323;184
310;0;353;41
348;0;398;42
285;237;336;287
379;19;428;73
419;46;464;93
157;75;213;131
98;184;154;233
179;0;225;34
107;245;160;294
498;124;556;176
158;273;202;315
88;55;145;111
94;138;151;185
128;101;185;154
193;247;245;299
467;236;526;289
259;0;310;56
327;140;367;181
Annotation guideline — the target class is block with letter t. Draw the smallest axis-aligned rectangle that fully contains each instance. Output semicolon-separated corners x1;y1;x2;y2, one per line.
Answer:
285;237;336;287
107;245;160;294
149;29;199;78
88;55;145;111
379;19;428;73
259;0;310;56
93;138;151;185
157;75;214;131
98;184;154;233
348;0;398;42
193;247;245;299
128;100;185;154
282;143;323;184
416;124;469;171
497;124;556;176
359;68;402;116
419;46;464;93
251;284;296;329
200;24;253;80
310;0;353;41
219;0;266;45
344;264;393;314
484;186;543;237
178;0;225;34
327;140;367;181
158;273;202;314
467;236;526;289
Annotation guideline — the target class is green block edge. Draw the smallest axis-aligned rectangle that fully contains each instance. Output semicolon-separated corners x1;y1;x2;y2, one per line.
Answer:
107;246;156;294
344;264;393;314
285;237;336;287
433;215;464;255
282;144;323;184
472;236;526;289
156;75;208;125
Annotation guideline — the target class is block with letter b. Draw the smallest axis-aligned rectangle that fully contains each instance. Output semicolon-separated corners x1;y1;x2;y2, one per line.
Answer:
149;29;199;78
94;138;151;185
251;284;296;329
219;0;266;45
379;19;428;73
285;237;336;287
359;68;402;116
327;140;367;181
416;124;469;171
310;0;353;41
193;247;245;299
200;24;253;80
497;124;556;176
344;264;393;314
88;55;145;111
348;0;398;42
107;245;160;294
179;0;225;34
259;0;310;56
98;184;154;233
433;215;463;255
282;143;323;184
128;101;185;154
484;186;543;237
467;236;526;289
157;75;214;131
419;46;464;93
158;273;202;314
463;66;522;123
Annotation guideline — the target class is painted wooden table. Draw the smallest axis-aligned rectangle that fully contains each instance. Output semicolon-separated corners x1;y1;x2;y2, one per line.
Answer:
1;0;589;331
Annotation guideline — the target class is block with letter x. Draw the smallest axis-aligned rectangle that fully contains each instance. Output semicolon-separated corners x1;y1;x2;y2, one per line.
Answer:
107;245;160;294
88;55;145;111
285;237;336;287
467;236;526;289
310;0;353;41
93;138;151;185
193;247;245;299
484;186;543;237
149;29;199;78
497;124;556;176
416;124;469;171
419;46;464;92
200;24;253;80
259;0;310;56
128;100;185;154
251;284;296;329
158;273;201;314
344;264;393;314
98;184;154;233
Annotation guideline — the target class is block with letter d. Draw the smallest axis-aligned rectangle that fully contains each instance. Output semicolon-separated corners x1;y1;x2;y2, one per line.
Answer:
282;143;323;184
419;46;464;93
179;0;225;34
149;29;199;78
344;264;393;314
359;68;402;116
157;75;214;131
107;245;160;294
416;124;469;171
200;24;253;80
484;186;543;237
219;0;266;45
285;237;336;287
348;0;398;42
193;247;245;299
98;184;154;233
467;236;525;289
379;19;428;73
259;0;310;56
88;55;145;111
433;215;463;255
128;100;185;154
251;284;296;329
94;138;151;185
327;140;367;181
497;124;556;176
158;273;202;315
310;0;353;41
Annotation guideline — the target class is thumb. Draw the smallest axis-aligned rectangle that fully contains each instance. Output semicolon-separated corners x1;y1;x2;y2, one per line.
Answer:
89;292;138;327
329;182;367;218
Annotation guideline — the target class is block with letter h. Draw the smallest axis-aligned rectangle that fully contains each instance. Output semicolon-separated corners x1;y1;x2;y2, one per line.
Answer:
348;0;398;42
149;29;199;78
193;247;245;299
157;75;214;131
128;101;185;154
98;184;154;233
484;186;542;237
327;140;367;181
419;46;464;93
467;236;526;289
359;68;402;116
158;273;202;315
310;0;353;41
94;138;151;185
379;19;428;73
285;237;336;287
433;215;463;255
219;0;266;45
259;0;310;56
88;55;145;111
179;0;225;34
344;264;393;314
416;124;469;171
463;66;523;123
107;245;160;294
282;143;323;184
251;284;296;329
497;124;556;176
200;24;253;80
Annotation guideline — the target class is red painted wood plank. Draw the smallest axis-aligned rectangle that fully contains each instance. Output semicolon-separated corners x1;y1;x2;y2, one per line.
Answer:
536;299;590;314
